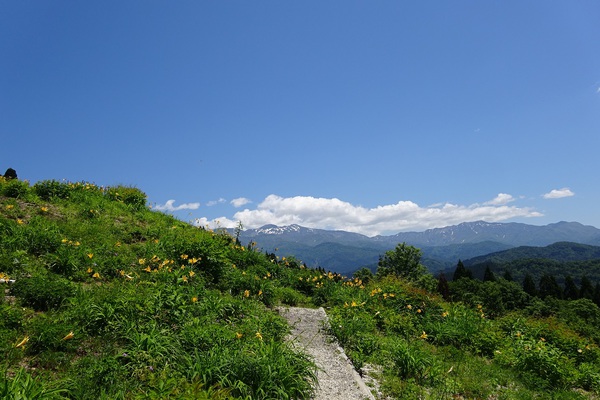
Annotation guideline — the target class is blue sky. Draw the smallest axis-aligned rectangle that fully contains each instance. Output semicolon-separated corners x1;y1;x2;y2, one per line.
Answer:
2;1;599;236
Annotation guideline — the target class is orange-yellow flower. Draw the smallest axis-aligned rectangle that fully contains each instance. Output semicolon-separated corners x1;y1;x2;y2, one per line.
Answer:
255;332;263;340
236;332;243;339
87;253;93;259
62;331;74;340
420;331;428;340
189;270;195;277
87;267;93;273
191;296;198;303
92;272;100;279
138;258;146;265
243;290;250;298
15;336;29;348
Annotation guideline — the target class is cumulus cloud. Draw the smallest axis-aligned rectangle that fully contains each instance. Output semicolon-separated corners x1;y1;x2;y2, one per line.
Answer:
155;200;200;212
543;188;575;199
206;198;226;207
194;193;542;236
484;193;515;205
231;197;251;208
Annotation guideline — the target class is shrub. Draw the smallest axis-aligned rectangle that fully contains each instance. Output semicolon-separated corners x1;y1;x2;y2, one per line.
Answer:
11;274;77;311
1;179;31;199
33;180;71;200
105;186;147;211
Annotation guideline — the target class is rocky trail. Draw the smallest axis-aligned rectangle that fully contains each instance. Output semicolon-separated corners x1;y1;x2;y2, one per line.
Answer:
276;306;378;400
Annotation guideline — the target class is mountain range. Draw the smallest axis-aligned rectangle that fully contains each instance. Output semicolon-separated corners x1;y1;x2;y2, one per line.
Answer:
233;221;600;274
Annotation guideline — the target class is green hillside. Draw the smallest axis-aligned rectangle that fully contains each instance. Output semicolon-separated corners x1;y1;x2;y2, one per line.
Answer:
2;177;600;399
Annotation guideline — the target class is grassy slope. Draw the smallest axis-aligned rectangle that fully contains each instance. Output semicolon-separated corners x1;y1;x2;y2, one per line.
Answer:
1;177;600;399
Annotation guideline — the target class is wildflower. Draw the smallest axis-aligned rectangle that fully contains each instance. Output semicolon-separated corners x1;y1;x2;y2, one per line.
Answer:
62;331;74;340
258;290;263;296
143;266;151;272
40;206;48;212
17;219;24;225
236;332;243;339
417;309;422;314
182;276;188;283
351;301;358;307
540;337;545;342
61;238;68;243
138;258;146;265
87;253;94;259
420;331;428;340
92;272;100;279
191;296;198;303
180;254;189;260
578;349;583;353
189;270;195;277
115;241;121;247
407;304;412;310
15;336;29;348
516;332;522;338
153;239;159;244
5;205;14;210
74;241;80;246
255;332;263;340
125;274;133;280
243;290;250;298
87;267;93;273
441;311;449;318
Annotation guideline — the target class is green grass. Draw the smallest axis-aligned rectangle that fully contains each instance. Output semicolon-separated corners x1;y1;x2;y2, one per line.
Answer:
1;177;600;399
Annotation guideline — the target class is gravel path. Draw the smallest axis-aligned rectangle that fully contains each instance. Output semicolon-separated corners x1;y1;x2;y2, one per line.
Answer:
276;306;376;400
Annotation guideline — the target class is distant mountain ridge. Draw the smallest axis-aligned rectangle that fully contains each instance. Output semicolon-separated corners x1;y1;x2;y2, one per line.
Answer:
234;221;600;274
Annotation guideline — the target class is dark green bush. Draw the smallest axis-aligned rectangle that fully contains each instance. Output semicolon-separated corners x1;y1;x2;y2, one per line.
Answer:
33;180;71;200
11;274;76;311
1;179;30;199
105;186;147;211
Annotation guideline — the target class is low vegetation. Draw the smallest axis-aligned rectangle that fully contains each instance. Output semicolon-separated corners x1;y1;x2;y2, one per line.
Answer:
1;176;600;399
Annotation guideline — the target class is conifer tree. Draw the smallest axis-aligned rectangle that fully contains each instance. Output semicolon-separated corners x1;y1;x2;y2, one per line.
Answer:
483;266;496;282
523;273;537;297
580;276;594;300
538;274;563;299
452;260;472;281
436;273;450;300
593;282;600;307
563;275;579;300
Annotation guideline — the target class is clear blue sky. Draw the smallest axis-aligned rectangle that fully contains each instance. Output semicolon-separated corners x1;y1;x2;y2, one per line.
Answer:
2;1;599;235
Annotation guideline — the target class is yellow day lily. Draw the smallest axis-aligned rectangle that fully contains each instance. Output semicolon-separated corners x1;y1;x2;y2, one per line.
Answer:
255;332;263;340
62;331;74;340
92;272;100;279
15;336;29;348
236;332;243;339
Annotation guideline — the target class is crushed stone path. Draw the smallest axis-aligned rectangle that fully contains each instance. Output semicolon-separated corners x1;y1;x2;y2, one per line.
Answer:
276;306;376;400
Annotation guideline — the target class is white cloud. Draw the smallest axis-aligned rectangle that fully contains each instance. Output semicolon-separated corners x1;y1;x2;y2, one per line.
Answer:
206;198;226;207
543;188;575;199
484;193;515;205
231;197;251;208
195;194;542;236
155;199;200;212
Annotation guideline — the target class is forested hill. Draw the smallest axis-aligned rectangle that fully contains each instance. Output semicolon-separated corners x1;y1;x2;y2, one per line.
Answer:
464;242;600;266
461;242;600;286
